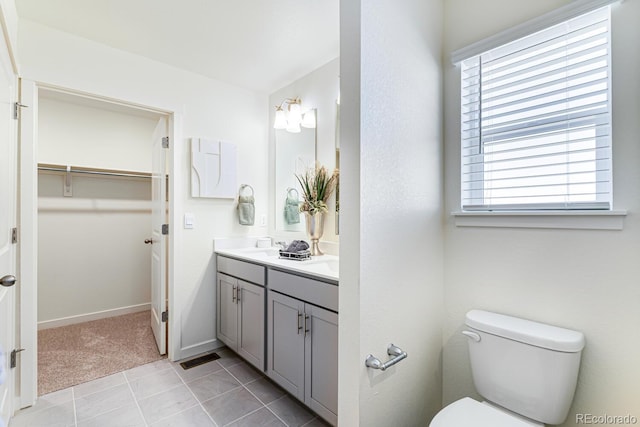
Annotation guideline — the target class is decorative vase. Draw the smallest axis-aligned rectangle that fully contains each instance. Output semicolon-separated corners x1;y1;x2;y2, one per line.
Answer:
304;211;325;256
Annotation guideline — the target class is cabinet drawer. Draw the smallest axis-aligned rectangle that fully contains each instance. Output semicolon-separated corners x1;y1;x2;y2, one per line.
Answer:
268;269;338;312
217;256;265;286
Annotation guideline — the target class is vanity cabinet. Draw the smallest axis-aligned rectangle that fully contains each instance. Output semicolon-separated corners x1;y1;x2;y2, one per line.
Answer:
216;256;266;371
267;269;338;426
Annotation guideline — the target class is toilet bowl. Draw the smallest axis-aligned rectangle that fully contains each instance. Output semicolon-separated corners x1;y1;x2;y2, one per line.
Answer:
430;398;542;427
430;310;585;426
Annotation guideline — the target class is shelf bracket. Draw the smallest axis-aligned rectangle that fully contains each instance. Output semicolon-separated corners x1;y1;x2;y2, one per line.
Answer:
64;165;73;197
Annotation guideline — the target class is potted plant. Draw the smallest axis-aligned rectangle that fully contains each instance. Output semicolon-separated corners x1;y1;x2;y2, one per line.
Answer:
295;163;339;255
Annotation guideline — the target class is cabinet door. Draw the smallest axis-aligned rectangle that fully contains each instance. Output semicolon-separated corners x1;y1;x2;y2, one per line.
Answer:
267;291;305;401
217;273;238;350
237;280;265;371
305;304;338;426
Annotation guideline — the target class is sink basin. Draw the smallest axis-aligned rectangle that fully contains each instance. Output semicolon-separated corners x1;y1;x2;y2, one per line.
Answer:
236;247;280;257
306;258;339;274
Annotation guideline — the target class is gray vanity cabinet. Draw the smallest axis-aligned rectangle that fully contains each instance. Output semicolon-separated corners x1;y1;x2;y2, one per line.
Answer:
216;256;266;371
217;273;239;350
267;291;305;399
304;303;338;425
267;270;338;426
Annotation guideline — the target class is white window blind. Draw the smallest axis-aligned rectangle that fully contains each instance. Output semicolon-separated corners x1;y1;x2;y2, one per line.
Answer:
461;6;611;211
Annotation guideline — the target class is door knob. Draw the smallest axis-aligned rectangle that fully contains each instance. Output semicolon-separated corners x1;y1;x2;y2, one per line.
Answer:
0;275;16;287
144;239;153;244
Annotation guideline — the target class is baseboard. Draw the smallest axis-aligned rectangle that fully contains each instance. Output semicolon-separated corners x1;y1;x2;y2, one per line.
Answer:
38;303;151;330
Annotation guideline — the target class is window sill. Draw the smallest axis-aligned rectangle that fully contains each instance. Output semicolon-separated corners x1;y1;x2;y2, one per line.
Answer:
452;210;627;230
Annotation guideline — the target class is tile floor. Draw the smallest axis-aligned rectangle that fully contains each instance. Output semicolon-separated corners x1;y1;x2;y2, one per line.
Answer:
9;348;330;427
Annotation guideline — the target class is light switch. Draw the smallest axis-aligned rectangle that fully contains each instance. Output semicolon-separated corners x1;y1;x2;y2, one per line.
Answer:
184;213;194;229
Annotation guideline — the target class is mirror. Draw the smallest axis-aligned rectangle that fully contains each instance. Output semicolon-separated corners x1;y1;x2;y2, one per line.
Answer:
274;111;316;232
335;100;340;235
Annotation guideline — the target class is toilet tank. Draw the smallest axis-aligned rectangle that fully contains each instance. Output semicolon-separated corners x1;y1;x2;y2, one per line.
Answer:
464;310;585;425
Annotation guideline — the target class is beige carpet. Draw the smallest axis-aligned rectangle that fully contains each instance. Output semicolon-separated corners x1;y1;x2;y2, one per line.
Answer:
38;310;164;395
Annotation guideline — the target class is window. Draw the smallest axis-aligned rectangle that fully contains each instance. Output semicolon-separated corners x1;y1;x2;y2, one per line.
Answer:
460;7;611;211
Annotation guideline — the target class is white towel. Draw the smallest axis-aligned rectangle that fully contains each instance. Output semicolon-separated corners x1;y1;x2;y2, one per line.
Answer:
237;185;255;226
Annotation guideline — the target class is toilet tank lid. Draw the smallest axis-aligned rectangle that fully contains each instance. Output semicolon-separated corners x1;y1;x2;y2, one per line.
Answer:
466;310;585;352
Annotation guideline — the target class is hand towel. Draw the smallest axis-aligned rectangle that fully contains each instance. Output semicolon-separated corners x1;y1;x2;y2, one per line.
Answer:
284;240;310;253
237;184;255;225
284;188;300;224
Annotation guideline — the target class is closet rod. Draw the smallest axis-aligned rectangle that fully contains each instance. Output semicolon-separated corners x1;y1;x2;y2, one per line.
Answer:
37;163;152;179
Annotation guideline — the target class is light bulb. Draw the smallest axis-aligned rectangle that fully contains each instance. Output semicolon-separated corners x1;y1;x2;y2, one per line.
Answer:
288;101;302;126
301;110;316;128
274;107;287;129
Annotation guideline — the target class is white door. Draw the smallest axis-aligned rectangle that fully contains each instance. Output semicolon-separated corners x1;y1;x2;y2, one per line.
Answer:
150;117;167;355
0;28;16;426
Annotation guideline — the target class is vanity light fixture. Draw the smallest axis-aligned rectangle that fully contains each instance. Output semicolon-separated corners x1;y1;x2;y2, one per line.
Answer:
274;97;315;133
288;100;302;125
286;98;302;133
274;105;288;129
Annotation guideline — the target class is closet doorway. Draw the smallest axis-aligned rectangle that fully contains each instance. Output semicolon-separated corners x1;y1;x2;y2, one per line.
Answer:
35;88;169;395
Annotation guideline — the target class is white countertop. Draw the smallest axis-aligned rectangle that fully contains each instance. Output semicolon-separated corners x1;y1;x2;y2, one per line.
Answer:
215;246;339;283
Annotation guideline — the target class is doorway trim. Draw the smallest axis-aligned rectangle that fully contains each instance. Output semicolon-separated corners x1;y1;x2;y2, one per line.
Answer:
17;80;183;409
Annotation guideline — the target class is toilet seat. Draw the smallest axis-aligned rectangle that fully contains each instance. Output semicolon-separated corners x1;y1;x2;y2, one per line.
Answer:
430;397;543;427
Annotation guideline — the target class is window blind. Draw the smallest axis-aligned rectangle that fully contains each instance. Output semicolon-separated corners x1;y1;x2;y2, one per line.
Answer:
461;6;611;211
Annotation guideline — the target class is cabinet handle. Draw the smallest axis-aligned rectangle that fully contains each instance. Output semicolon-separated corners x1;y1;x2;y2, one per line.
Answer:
304;314;310;337
236;287;241;303
232;285;237;303
297;312;303;334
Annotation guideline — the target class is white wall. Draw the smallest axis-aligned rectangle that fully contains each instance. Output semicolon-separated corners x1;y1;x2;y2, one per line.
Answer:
38;175;152;324
36;96;157;324
268;58;340;243
0;0;17;69
443;1;640;425
18;19;269;359
38;96;157;172
339;0;444;425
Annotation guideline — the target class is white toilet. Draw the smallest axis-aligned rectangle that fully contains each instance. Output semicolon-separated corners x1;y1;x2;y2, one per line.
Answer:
431;309;585;426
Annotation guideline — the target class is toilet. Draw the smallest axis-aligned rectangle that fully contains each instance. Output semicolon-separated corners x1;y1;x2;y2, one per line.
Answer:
431;310;585;426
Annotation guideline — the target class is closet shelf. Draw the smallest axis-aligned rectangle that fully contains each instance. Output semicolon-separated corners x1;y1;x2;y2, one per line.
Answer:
38;163;152;179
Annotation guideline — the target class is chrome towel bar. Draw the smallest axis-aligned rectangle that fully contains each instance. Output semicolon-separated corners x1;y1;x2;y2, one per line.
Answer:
365;344;407;371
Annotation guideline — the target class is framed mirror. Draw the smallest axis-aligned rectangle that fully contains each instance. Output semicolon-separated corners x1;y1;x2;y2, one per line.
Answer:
274;111;317;232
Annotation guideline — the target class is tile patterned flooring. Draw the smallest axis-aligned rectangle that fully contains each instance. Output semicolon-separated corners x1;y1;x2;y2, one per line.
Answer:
10;348;330;427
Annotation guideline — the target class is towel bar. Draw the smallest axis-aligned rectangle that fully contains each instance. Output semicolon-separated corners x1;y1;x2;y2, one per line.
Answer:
365;344;407;371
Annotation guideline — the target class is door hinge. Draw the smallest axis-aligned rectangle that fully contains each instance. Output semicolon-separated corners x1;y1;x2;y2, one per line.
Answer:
162;136;169;149
161;311;168;322
10;348;25;368
11;227;17;244
162;224;169;235
13;102;27;120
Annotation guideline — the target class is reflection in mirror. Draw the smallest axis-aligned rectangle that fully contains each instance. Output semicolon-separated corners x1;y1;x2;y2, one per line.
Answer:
275;112;317;232
335;100;340;235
